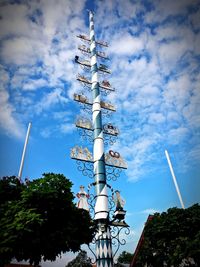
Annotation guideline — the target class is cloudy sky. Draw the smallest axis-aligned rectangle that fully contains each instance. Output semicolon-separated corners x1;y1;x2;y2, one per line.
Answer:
0;0;200;265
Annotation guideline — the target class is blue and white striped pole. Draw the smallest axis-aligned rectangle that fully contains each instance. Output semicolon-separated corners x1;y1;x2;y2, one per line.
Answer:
89;11;113;267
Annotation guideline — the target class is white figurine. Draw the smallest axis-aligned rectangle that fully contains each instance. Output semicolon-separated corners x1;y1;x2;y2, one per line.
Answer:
113;190;125;211
76;185;89;211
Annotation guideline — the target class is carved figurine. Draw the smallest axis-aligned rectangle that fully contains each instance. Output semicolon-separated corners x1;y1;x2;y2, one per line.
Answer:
76;185;89;211
112;190;125;211
102;80;110;87
111;190;129;227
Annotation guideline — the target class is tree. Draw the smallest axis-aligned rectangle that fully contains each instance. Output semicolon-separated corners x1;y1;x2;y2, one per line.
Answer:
117;251;133;264
66;250;92;267
135;204;200;267
0;174;95;266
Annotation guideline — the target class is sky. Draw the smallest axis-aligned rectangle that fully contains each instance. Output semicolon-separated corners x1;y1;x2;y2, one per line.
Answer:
0;0;200;265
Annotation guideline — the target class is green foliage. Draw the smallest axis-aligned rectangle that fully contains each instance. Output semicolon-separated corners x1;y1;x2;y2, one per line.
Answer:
66;250;92;267
135;204;200;266
0;174;95;266
117;250;133;264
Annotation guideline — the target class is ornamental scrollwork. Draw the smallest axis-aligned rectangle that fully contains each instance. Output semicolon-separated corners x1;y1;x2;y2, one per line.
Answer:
106;165;122;181
110;226;130;258
76;160;93;178
104;134;117;146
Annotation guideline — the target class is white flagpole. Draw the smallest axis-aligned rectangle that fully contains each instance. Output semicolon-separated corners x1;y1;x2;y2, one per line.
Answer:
18;122;32;182
165;150;185;209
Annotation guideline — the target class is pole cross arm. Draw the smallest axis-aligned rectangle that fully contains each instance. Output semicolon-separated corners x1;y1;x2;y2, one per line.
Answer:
70;146;127;169
77;34;109;47
73;93;116;112
77;75;115;92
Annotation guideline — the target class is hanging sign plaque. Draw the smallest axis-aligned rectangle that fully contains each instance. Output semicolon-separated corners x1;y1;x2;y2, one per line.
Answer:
76;117;92;130
103;123;119;136
71;146;93;162
74;93;116;112
105;150;127;169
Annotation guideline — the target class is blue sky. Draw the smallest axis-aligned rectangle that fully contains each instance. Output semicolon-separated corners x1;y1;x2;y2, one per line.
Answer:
0;0;200;265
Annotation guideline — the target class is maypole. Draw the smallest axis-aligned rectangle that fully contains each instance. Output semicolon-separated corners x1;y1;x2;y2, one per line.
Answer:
71;10;129;267
89;11;113;267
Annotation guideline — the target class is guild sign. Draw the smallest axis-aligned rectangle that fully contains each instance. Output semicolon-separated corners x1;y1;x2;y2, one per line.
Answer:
103;123;119;136
105;150;127;169
101;80;111;88
74;93;88;104
78;44;90;53
99;63;111;73
77;74;91;84
77;34;90;41
100;101;116;111
70;146;93;162
75;56;90;67
76;117;92;130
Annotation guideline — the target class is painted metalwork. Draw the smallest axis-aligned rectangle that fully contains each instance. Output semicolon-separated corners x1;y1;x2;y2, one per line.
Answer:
71;10;130;267
76;160;93;178
75;56;111;74
103;124;119;136
105;150;128;169
106;166;122;182
77;33;108;47
76;118;118;145
71;146;93;162
78;44;109;60
76;117;93;130
89;10;113;267
77;74;115;93
74;93;116;112
110;226;130;258
71;146;127;170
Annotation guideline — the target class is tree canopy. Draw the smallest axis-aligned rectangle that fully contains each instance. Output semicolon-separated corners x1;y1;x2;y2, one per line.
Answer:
117;250;133;264
66;250;92;267
135;204;200;267
0;173;95;266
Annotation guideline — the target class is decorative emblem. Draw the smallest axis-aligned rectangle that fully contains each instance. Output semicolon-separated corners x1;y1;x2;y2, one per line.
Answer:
77;74;91;84
111;190;129;227
76;117;92;130
97;51;108;59
76;185;90;211
112;190;125;211
74;93;88;104
74;56;90;67
71;146;93;162
100;101;116;111
103;123;119;136
101;80;111;88
99;63;111;73
105;150;127;169
77;34;90;41
78;44;90;53
74;94;115;112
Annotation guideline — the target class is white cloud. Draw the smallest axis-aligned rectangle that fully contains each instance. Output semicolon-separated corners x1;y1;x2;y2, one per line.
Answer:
60;123;75;134
148;112;165;124
35;88;69;114
1;37;40;65
168;127;189;145
110;33;145;55
0;86;24;139
141;208;159;214
23;78;49;91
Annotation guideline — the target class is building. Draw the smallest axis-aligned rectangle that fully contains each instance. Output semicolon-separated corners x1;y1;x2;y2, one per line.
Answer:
130;215;153;267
